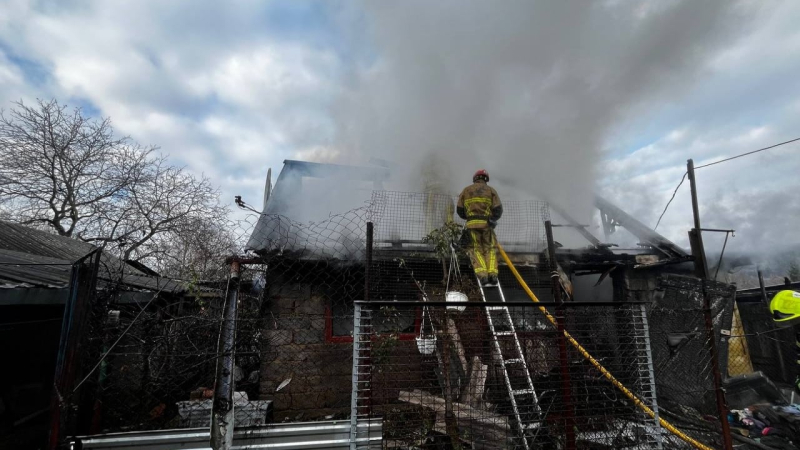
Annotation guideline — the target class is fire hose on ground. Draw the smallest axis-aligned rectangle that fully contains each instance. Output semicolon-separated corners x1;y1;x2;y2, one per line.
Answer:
497;242;717;450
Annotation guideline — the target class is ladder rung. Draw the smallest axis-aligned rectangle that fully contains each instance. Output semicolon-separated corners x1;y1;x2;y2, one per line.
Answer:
486;306;507;311
503;358;524;365
496;331;515;336
512;389;536;396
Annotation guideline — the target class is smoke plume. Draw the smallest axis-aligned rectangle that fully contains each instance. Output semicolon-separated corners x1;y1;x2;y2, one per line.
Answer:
336;1;750;221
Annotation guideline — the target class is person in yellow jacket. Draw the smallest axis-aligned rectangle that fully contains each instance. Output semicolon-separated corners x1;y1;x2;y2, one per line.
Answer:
457;169;503;286
770;290;800;392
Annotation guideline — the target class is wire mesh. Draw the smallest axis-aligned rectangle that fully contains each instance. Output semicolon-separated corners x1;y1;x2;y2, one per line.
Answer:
723;300;800;448
731;300;798;387
55;255;362;436
369;191;550;254
646;274;736;448
22;195;800;449
355;302;662;450
246;206;370;261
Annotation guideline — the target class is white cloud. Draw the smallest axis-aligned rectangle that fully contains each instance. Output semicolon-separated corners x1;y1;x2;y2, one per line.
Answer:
0;53;23;87
601;125;800;255
598;1;800;257
189;45;339;112
0;1;344;214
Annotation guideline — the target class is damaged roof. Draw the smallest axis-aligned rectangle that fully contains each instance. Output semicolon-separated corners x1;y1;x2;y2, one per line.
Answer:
248;160;688;263
0;221;186;294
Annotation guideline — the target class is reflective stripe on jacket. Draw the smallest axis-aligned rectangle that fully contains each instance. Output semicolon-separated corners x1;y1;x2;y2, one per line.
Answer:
457;181;502;229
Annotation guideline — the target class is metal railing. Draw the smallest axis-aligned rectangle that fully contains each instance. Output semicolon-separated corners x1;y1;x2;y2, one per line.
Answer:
351;301;661;450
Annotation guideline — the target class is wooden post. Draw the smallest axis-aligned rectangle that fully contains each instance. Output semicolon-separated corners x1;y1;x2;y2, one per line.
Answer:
686;159;733;450
441;319;463;450
687;159;709;279
545;221;576;449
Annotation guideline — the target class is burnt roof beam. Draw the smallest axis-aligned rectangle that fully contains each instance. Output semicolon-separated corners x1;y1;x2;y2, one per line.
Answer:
594;195;689;259
548;203;607;250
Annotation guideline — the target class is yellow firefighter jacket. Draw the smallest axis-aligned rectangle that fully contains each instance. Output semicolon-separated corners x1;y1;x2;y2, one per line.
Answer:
456;180;503;229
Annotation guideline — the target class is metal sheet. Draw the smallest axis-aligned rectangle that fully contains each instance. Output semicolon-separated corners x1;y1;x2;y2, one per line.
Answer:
0;221;189;294
71;419;383;450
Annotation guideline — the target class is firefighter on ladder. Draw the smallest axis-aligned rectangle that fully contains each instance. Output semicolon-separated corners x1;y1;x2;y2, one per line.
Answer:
457;169;503;286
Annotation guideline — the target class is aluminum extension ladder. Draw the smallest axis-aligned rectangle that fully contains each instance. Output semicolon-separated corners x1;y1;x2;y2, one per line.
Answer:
477;276;543;449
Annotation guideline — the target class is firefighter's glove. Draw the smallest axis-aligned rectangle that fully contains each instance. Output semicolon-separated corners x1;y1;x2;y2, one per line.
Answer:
488;219;498;229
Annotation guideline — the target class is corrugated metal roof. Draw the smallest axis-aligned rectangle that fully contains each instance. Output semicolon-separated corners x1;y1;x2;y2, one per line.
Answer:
0;221;97;261
0;249;73;288
0;220;188;295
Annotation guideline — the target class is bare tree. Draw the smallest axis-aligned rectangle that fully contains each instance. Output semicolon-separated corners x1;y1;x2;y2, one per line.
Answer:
0;99;152;236
80;156;228;262
151;218;240;281
0;99;228;271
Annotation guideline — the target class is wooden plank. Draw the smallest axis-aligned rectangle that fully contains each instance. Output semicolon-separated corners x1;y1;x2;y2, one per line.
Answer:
430;316;466;400
460;356;488;407
399;390;510;429
400;390;509;450
430;420;507;450
399;390;510;450
446;318;468;377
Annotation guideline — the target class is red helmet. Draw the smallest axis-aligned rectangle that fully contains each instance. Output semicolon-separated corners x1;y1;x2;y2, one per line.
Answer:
473;169;489;182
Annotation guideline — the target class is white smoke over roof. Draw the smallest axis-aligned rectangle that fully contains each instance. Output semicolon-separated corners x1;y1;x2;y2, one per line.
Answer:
334;0;754;222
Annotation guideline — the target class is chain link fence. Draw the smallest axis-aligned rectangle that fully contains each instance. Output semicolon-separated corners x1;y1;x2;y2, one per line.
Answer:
353;302;662;450
729;300;798;389
643;275;736;448
53;208;366;437
724;298;800;449
368;191;549;255
13;189;800;449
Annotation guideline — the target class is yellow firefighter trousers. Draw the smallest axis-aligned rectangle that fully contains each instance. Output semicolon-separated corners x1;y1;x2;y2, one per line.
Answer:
467;228;498;280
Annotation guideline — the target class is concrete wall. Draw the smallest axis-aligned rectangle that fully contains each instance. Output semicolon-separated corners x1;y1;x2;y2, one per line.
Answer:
259;283;353;419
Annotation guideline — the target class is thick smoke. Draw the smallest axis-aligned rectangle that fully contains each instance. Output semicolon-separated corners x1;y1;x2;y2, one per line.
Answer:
335;1;750;221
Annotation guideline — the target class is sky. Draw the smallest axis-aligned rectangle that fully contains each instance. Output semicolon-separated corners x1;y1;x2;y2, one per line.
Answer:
1;0;799;260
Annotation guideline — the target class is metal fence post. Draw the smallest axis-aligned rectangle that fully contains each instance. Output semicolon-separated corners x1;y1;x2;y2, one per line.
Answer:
350;302;373;449
48;250;101;450
350;222;374;449
350;302;363;450
365;222;373;303
638;304;663;449
211;260;241;450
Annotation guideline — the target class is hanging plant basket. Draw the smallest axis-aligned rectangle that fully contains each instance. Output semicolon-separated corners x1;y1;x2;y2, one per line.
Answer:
416;334;437;355
446;291;467;312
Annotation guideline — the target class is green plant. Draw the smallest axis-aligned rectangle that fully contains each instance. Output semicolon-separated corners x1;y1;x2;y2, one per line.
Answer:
422;222;462;261
373;334;399;370
422;222;463;285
